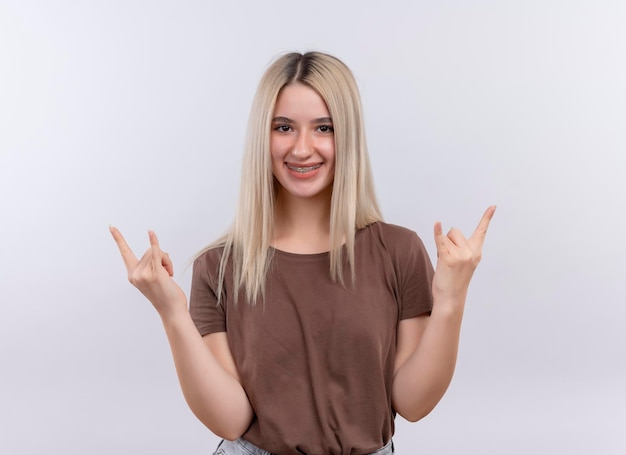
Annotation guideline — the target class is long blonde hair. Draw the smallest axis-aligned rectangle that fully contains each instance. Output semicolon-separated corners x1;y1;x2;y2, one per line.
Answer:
210;51;382;304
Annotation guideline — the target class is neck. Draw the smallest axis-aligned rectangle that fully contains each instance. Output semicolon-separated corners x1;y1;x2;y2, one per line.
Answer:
272;188;332;254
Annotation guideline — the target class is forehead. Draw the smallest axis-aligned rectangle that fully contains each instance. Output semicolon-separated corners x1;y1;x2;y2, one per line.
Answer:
273;83;330;117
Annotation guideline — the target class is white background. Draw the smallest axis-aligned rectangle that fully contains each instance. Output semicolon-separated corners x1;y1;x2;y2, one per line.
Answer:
1;0;625;453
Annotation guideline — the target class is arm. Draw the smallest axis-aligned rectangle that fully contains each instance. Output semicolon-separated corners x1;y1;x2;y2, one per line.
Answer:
391;302;463;422
391;206;496;422
161;314;253;439
110;227;253;439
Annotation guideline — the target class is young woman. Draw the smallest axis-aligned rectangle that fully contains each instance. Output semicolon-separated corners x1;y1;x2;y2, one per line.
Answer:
111;51;495;455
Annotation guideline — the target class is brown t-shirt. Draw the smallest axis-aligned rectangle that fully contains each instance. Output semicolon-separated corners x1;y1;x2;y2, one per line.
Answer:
190;222;434;455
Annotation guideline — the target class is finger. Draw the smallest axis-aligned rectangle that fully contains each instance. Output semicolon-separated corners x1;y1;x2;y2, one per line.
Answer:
470;205;496;244
434;221;443;241
446;227;469;247
148;230;174;276
162;252;174;277
148;230;162;270
109;226;139;270
132;247;153;282
433;221;448;257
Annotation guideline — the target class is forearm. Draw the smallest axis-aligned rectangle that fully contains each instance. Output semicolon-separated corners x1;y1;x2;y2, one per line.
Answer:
160;310;253;440
392;295;465;422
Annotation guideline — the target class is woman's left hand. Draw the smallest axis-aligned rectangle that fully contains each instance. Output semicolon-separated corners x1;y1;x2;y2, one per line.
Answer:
431;206;496;305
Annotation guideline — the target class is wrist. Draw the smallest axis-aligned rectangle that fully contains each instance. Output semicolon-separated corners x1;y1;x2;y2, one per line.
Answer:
431;293;466;320
158;304;191;328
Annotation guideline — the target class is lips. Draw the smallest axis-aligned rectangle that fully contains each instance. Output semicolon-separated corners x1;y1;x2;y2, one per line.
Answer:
285;163;322;173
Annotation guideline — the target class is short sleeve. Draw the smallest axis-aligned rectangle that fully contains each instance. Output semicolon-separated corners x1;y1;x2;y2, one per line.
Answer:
397;231;434;320
189;250;227;336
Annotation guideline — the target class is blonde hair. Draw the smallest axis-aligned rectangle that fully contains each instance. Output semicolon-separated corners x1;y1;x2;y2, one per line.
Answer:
210;51;382;304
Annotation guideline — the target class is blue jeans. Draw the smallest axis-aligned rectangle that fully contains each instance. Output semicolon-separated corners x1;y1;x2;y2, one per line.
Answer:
213;437;394;454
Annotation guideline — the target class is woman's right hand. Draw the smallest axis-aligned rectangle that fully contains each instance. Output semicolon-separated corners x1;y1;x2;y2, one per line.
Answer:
110;226;187;319
110;227;253;439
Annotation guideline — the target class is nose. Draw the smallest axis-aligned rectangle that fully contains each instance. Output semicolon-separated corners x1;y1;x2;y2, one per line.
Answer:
291;131;314;159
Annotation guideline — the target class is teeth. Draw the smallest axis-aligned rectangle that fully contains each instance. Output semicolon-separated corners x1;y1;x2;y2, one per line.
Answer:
286;163;322;173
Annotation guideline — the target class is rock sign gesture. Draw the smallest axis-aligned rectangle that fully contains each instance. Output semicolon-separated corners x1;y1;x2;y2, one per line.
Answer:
110;206;495;316
109;227;187;318
431;205;496;304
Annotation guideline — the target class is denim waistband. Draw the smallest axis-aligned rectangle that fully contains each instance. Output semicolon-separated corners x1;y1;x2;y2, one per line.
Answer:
213;437;394;455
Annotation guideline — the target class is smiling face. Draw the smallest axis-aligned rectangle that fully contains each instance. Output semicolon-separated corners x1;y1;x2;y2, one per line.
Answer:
270;83;335;202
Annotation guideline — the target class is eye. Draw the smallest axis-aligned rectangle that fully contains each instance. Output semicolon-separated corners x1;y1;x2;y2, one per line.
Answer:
317;125;334;133
273;124;292;133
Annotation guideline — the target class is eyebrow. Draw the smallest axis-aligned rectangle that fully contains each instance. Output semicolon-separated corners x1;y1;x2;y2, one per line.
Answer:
271;116;333;124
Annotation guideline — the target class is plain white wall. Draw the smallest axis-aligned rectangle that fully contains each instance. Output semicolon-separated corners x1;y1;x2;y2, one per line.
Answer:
1;0;624;453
